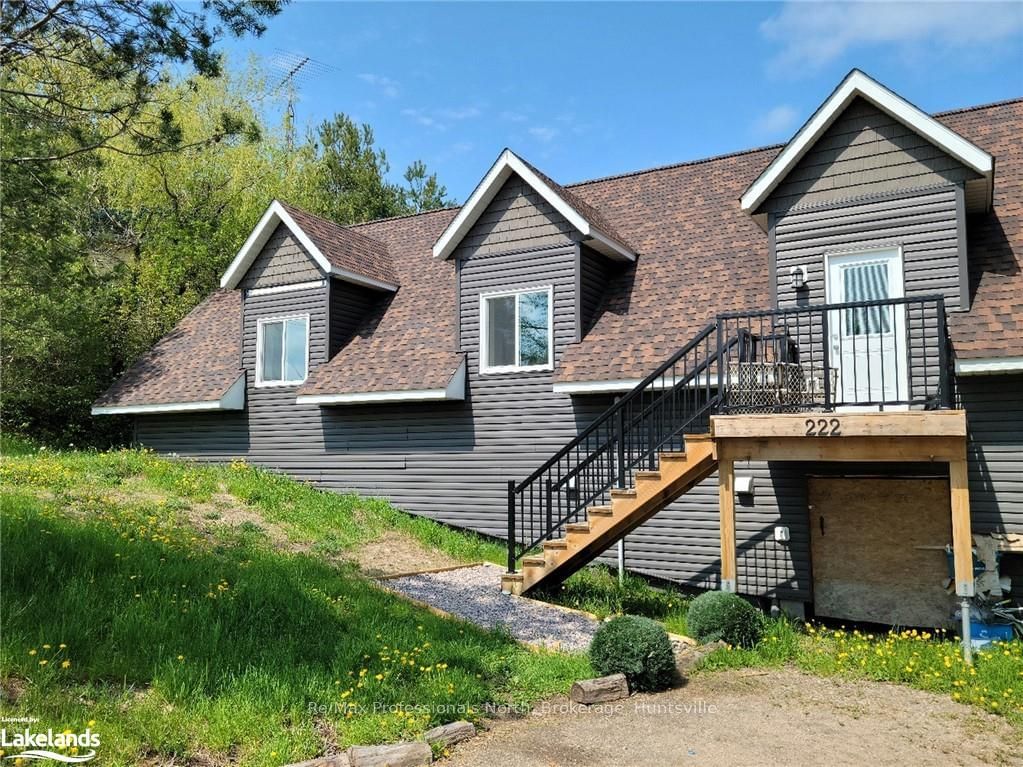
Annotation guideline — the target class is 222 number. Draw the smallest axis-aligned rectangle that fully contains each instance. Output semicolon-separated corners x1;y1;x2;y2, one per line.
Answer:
805;418;841;437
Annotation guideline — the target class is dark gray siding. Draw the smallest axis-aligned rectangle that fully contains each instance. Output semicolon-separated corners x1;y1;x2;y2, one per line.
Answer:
762;97;980;214
959;374;1023;536
139;176;608;541
578;245;613;337
329;280;377;357
238;224;324;290
453;174;577;258
774;185;965;310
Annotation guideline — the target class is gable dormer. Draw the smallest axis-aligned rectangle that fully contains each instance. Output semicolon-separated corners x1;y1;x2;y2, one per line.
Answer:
742;70;995;313
433;151;632;376
218;201;396;394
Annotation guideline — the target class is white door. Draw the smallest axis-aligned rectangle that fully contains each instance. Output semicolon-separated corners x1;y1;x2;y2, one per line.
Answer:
825;248;907;406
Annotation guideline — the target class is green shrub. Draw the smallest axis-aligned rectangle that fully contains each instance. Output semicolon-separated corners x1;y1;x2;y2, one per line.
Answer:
589;615;676;692
686;591;764;648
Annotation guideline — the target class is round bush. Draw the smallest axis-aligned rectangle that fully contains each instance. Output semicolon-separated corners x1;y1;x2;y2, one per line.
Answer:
589;615;676;692
686;591;764;647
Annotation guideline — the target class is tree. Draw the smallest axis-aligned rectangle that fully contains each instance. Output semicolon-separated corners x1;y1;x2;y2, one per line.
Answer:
308;113;453;224
403;159;453;213
0;0;285;164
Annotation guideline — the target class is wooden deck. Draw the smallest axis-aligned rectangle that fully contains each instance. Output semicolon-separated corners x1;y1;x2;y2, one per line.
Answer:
710;410;973;598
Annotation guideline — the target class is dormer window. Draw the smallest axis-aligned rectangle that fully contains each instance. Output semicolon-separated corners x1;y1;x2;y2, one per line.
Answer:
480;287;553;373
257;315;309;386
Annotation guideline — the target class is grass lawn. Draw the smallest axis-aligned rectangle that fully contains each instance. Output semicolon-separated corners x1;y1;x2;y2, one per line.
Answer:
0;439;590;766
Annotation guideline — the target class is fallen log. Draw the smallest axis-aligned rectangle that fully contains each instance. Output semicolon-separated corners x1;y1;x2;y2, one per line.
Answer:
423;720;476;748
570;672;629;704
348;742;432;767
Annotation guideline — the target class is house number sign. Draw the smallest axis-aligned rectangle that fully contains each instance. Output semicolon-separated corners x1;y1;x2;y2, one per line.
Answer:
805;418;842;437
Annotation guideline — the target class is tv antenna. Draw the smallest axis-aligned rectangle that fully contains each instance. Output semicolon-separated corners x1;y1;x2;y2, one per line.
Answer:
269;49;334;149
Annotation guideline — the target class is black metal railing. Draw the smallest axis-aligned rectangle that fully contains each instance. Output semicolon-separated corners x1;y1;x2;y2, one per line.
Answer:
717;295;952;413
507;295;954;572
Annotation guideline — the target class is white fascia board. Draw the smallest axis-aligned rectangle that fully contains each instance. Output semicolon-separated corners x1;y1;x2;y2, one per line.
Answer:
955;356;1023;376
740;70;994;214
432;149;634;262
296;358;467;406
247;280;327;297
221;201;398;292
328;266;398;293
92;374;246;416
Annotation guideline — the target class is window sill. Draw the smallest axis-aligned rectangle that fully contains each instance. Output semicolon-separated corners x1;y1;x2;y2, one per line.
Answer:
254;380;307;389
479;365;554;376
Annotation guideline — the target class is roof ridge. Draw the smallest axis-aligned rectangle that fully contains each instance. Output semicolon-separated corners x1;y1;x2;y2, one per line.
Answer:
933;95;1023;117
565;142;784;190
349;204;461;229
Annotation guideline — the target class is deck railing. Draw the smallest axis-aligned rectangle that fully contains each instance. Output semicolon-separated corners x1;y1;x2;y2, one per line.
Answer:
507;295;953;572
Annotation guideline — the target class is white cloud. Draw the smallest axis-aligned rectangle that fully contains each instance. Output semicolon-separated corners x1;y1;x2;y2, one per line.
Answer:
400;105;482;131
753;104;799;137
401;107;441;130
528;126;559;143
437;106;481;120
500;110;529;123
357;73;400;98
761;1;1023;73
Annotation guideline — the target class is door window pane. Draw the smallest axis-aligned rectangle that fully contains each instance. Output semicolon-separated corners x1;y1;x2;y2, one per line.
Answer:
284;317;308;381
260;321;284;381
518;290;549;366
843;262;892;335
486;295;516;367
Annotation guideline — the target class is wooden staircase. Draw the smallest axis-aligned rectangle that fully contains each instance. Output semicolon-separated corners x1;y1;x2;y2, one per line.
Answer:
501;435;717;596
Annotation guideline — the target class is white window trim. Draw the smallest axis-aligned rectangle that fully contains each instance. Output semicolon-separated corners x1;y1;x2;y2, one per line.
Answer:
479;285;554;374
255;313;310;388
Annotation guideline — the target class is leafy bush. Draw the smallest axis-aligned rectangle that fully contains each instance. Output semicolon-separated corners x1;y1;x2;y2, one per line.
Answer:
686;591;764;647
589;615;676;692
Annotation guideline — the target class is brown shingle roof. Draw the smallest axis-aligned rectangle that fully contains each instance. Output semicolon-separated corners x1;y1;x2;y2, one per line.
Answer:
94;290;243;407
278;201;399;287
97;98;1023;408
298;209;466;396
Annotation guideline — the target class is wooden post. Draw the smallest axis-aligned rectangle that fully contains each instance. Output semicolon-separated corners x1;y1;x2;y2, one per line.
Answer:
949;457;974;598
719;456;736;593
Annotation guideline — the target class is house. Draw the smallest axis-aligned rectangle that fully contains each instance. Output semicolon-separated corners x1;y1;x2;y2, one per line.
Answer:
94;71;1023;631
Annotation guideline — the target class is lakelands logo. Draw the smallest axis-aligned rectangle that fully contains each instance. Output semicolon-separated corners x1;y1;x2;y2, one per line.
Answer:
0;727;100;763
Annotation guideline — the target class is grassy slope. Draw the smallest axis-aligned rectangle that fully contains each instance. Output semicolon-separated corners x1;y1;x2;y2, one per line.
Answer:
0;440;589;766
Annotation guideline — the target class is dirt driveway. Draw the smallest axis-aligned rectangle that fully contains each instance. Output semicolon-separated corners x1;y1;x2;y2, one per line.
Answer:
445;668;1022;767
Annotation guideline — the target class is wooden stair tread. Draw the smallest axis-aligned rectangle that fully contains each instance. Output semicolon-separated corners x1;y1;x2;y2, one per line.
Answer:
515;444;719;596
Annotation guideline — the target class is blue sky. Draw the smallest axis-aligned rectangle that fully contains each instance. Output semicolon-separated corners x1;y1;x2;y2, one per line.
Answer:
221;1;1023;201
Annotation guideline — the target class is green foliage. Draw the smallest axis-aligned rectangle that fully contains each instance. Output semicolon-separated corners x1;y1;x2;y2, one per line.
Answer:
589;615;676;692
1;54;454;446
0;447;589;765
686;591;765;648
0;0;284;163
308;113;453;225
536;565;690;634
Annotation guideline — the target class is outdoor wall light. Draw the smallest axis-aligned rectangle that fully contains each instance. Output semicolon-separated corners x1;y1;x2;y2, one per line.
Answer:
790;265;808;290
735;474;756;496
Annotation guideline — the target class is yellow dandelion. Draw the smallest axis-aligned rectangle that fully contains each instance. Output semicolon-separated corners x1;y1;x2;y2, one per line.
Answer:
61;660;71;669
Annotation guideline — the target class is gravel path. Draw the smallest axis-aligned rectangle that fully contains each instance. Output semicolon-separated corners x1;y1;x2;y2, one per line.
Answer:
382;563;598;652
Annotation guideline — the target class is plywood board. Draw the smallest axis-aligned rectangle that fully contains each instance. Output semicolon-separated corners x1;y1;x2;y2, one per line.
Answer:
809;477;954;627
